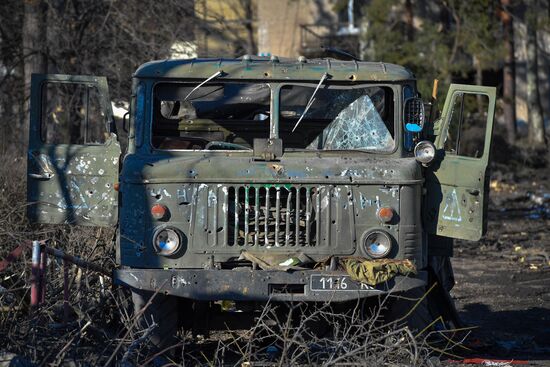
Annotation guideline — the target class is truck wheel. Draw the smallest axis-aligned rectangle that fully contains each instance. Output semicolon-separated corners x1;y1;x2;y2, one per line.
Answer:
131;289;179;353
384;286;435;333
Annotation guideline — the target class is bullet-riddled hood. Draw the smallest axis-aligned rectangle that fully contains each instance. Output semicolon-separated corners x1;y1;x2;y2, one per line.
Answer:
122;154;422;185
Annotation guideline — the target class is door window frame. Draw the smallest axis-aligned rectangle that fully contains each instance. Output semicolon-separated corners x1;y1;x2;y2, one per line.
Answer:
435;85;495;165
30;74;115;150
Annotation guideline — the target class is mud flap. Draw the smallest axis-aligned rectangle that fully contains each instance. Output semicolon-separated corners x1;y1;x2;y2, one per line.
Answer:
387;257;461;332
426;256;462;329
131;289;179;356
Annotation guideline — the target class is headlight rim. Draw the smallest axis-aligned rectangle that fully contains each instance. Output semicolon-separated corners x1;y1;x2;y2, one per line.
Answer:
361;229;394;259
151;225;184;257
413;140;436;165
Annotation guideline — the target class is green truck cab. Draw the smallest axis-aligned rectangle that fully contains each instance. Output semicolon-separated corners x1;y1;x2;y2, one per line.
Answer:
27;56;495;338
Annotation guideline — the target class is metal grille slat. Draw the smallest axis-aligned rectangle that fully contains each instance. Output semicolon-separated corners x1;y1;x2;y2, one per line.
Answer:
264;188;270;246
275;187;281;246
244;187;250;246
212;188;218;247
315;188;321;246
295;188;301;246
285;190;292;246
234;187;239;246
223;187;228;246
254;186;259;247
325;187;331;247
306;188;311;245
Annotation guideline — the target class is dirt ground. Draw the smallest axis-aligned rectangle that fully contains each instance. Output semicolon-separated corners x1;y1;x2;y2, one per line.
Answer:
449;165;550;365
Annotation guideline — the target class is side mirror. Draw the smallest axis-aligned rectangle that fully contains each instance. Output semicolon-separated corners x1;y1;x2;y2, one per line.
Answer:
122;112;130;133
404;97;425;133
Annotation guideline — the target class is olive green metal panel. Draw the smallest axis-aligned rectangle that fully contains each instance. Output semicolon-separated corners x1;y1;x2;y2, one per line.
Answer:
27;74;121;226
118;155;423;269
425;84;496;241
134;58;414;82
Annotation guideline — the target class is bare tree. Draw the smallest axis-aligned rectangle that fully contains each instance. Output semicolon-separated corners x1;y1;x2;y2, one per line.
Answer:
23;0;48;147
499;0;517;143
194;0;258;57
0;1;24;154
526;2;547;149
243;0;257;55
405;0;414;42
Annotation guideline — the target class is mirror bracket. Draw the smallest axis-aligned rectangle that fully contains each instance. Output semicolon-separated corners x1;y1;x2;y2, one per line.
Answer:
253;138;283;161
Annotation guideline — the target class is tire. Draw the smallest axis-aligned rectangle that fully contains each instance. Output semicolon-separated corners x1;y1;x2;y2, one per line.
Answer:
384;256;461;333
384;286;435;333
131;289;179;352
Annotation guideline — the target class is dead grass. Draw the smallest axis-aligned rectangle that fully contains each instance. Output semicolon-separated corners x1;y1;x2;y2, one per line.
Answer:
0;154;122;365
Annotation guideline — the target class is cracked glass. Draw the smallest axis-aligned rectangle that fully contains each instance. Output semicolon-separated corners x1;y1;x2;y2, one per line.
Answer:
279;85;395;152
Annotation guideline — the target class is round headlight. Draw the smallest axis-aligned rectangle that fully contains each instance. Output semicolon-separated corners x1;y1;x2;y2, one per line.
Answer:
153;227;181;256
364;231;392;258
414;140;436;165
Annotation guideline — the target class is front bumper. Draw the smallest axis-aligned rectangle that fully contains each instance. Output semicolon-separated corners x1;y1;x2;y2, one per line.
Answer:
114;268;427;302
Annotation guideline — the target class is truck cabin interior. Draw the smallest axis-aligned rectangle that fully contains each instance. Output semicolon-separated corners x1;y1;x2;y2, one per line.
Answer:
151;81;395;152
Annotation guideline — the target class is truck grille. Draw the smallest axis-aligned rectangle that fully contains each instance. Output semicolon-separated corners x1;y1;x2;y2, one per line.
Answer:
183;184;355;251
227;186;315;247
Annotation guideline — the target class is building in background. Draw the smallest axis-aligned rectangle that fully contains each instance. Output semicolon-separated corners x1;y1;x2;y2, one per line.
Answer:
194;0;257;57
256;0;362;58
194;0;362;59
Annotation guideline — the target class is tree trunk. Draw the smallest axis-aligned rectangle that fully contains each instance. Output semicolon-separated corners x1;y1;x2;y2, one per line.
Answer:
405;0;414;42
500;0;517;143
473;55;484;114
23;0;48;150
242;0;257;55
526;13;547;149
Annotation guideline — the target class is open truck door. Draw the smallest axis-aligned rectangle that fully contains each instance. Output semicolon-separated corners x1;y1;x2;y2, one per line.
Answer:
27;74;121;227
425;84;496;241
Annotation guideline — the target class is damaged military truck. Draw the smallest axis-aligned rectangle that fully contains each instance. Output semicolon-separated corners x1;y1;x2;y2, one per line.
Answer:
27;56;495;345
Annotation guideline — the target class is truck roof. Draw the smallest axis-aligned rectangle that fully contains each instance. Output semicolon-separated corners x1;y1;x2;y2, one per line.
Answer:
134;56;415;82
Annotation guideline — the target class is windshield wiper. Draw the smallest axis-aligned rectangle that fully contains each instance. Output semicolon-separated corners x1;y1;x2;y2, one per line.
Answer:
184;70;223;101
292;72;329;132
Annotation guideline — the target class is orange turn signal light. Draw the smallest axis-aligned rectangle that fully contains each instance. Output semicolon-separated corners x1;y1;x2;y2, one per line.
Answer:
114;182;120;191
151;204;168;220
377;207;394;223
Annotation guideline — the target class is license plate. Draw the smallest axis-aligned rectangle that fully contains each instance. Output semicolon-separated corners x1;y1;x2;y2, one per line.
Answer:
310;275;374;291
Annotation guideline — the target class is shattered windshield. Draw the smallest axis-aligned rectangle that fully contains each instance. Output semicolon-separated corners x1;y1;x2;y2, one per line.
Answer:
152;82;270;150
279;85;395;152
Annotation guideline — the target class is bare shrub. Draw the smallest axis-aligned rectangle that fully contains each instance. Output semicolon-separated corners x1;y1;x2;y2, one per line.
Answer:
0;153;464;365
0;153;122;364
123;295;467;366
